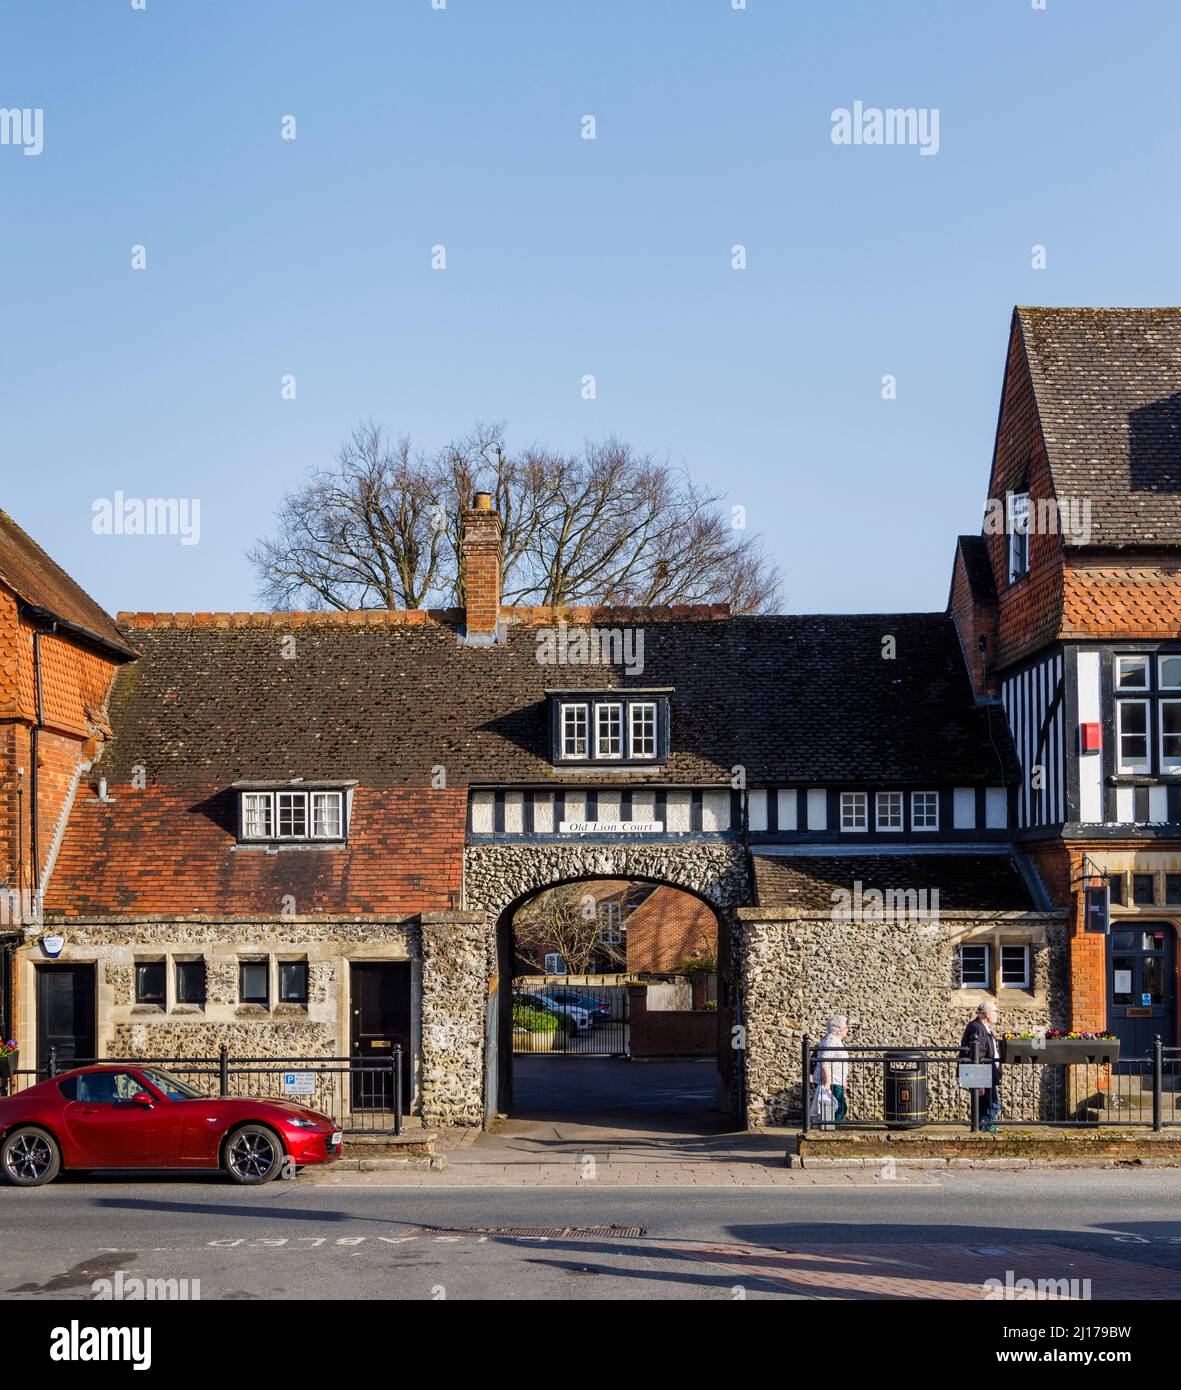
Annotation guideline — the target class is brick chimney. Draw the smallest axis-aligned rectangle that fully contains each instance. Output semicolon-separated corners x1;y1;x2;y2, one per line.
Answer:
461;491;502;643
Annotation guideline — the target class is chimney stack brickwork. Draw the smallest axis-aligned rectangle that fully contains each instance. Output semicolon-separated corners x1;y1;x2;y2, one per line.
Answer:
462;494;502;641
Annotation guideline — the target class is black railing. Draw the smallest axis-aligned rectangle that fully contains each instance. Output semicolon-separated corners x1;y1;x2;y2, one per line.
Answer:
801;1035;1180;1132
3;1047;404;1135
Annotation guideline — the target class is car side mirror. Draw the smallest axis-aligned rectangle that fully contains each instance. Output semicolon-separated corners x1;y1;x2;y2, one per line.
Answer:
131;1091;154;1108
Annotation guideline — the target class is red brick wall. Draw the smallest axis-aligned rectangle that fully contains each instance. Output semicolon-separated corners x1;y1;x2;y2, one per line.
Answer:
461;503;501;638
947;547;997;697
987;320;1067;674
627;985;716;1057
624;885;717;975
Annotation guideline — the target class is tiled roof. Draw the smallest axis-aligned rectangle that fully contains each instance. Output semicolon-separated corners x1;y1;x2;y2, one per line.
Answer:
44;786;466;916
752;852;1036;912
1016;306;1181;548
0;510;133;656
96;610;1017;789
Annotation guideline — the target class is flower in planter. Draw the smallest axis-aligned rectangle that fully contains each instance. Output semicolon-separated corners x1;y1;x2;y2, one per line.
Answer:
0;1039;17;1058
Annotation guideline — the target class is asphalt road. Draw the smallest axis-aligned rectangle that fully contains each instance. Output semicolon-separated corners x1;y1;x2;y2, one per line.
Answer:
3;1168;1181;1300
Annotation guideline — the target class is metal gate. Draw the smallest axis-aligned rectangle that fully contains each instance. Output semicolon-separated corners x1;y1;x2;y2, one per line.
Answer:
512;978;629;1056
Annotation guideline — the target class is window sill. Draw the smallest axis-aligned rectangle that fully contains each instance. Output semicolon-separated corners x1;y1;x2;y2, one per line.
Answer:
232;841;346;852
171;1004;205;1016
130;1004;164;1016
235;1004;270;1017
273;1003;309;1017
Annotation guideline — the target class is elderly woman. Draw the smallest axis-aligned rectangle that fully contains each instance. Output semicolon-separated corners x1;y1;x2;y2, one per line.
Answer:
812;1013;851;1126
960;1000;1002;1131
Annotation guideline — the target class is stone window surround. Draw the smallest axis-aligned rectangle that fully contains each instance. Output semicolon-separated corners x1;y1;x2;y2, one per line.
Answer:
950;924;1046;1004
131;951;211;1016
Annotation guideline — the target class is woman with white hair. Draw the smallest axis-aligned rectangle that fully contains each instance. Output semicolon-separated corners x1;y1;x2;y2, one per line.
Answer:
960;1000;1002;1131
811;1013;851;1126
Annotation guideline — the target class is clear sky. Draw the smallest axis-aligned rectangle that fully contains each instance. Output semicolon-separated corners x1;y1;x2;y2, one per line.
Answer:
2;0;1178;616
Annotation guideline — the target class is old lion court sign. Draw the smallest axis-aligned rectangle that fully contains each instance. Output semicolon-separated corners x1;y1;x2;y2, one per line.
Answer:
559;820;663;834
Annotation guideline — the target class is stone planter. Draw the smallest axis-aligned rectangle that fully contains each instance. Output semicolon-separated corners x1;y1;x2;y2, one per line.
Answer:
1002;1038;1120;1066
514;1030;558;1055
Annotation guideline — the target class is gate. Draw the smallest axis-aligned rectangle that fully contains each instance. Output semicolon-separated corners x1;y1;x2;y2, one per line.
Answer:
512;977;629;1056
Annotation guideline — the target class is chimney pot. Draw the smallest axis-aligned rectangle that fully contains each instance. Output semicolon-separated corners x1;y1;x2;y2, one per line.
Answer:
473;491;492;511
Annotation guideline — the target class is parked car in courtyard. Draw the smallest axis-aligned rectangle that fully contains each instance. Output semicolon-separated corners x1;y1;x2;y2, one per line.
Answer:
545;990;613;1023
512;991;593;1032
0;1064;343;1187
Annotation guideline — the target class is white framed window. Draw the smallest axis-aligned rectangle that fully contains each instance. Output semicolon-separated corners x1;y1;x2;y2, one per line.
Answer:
629;702;657;758
1160;700;1181;773
560;703;589;759
957;943;990;989
1007;491;1030;581
911;790;939;831
310;791;343;838
1000;944;1031;990
597;900;624;945
595;703;623;759
1117;654;1150;690
840;792;867;831
1159;654;1181;690
1116;700;1150;773
876;791;903;832
277;791;308;838
242;792;273;840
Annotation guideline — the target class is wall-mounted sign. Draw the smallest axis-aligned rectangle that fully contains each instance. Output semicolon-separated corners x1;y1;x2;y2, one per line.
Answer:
282;1071;316;1096
559;820;663;834
40;935;65;958
1141;994;1153;1008
1083;883;1109;934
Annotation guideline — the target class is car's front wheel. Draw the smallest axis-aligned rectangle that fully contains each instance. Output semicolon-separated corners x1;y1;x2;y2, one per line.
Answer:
222;1124;284;1184
1;1126;61;1187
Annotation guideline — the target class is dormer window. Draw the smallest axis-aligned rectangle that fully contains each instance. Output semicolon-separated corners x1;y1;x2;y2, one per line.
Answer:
233;780;353;844
548;690;671;766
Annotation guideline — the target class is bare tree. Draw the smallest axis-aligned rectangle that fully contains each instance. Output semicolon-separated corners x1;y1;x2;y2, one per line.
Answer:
513;884;627;977
250;421;782;613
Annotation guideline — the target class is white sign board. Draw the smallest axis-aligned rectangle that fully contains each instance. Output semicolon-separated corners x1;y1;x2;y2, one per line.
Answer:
544;953;567;975
559;820;663;834
1114;969;1132;996
282;1071;316;1097
958;1063;994;1089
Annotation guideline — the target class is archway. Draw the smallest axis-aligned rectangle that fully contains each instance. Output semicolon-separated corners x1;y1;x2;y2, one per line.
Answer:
491;874;730;1130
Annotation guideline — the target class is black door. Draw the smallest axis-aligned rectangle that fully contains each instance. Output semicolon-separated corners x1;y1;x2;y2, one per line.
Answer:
36;964;96;1073
349;963;411;1112
1108;924;1177;1060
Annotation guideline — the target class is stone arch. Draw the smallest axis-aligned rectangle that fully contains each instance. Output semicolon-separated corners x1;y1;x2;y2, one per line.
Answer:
463;841;751;918
466;841;752;1125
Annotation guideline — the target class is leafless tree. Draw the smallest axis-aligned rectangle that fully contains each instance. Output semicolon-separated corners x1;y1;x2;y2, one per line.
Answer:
513;883;627;977
250;421;781;613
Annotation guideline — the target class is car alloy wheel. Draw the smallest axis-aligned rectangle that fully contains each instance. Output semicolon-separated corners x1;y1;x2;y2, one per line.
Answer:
224;1125;282;1184
1;1127;61;1187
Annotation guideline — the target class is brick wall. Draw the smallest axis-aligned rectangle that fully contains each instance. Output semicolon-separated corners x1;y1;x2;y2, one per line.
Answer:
987;320;1067;673
626;984;717;1057
948;547;996;697
461;500;501;638
624;884;717;975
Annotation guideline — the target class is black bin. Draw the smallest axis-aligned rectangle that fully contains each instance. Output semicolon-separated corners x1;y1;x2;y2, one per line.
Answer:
884;1050;928;1130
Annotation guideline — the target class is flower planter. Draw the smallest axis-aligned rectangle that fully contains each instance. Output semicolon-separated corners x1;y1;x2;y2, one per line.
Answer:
1002;1038;1120;1066
0;1051;18;1081
514;1030;558;1054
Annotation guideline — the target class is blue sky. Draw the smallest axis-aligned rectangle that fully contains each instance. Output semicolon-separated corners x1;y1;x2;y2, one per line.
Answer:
2;0;1178;615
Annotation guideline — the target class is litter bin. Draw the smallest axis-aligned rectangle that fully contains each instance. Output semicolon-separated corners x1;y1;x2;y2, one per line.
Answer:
884;1050;928;1129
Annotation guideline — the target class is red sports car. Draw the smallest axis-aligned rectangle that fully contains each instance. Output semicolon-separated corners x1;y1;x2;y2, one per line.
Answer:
0;1064;343;1187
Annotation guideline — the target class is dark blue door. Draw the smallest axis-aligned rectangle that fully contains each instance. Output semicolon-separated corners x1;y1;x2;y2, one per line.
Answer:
1108;924;1177;1059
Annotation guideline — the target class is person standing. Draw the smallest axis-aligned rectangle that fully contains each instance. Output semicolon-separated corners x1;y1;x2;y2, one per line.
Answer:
812;1013;851;1126
960;1000;1002;1130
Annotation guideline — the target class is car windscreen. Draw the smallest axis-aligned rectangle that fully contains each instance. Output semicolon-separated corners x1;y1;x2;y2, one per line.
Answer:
140;1069;204;1099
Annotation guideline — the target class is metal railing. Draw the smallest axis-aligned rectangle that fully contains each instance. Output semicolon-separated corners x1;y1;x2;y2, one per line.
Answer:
1;1046;405;1135
801;1035;1180;1132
